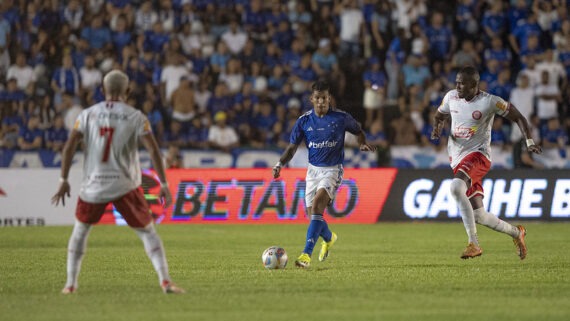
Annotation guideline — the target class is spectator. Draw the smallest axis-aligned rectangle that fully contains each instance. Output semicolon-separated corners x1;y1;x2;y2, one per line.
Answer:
535;70;561;123
158;0;176;33
452;39;481;69
219;58;245;95
509;11;542;56
402;54;431;89
170;76;197;125
7;52;36;95
481;1;507;41
45;114;68;153
135;1;158;34
80;15;111;50
194;77;212;113
337;0;365;59
207;82;233;115
488;69;513;101
208;111;239;152
141;99;164;142
221;18;248;55
79;55;103;94
0;103;23;149
509;73;535;142
484;36;512;69
60;92;83;132
144;21;170;53
2;78;27;110
312;38;344;94
112;14;133;53
362;57;386;128
541;117;568;161
187;117;209;149
390;111;418;146
17;115;43;150
51;55;80;105
160;53;190;105
62;0;84;32
165;145;183;168
536;49;566;88
425;11;455;63
163;120;187;148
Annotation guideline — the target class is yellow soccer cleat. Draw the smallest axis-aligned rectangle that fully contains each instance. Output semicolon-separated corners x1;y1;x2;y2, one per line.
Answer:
295;253;311;268
318;232;337;262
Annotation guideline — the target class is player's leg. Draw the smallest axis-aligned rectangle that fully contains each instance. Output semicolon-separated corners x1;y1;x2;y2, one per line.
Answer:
296;189;331;268
63;199;106;294
114;189;184;293
450;171;480;249
470;196;527;260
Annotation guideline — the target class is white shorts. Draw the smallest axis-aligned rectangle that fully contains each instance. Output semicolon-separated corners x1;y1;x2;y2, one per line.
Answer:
363;88;384;110
305;164;344;207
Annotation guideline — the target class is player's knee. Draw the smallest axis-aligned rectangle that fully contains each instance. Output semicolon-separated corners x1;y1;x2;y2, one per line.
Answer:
450;178;467;198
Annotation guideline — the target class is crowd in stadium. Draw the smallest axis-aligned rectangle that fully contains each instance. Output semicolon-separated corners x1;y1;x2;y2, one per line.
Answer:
0;0;568;166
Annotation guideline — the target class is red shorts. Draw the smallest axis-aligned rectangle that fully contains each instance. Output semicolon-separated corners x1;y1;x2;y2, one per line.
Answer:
452;152;491;199
75;188;152;228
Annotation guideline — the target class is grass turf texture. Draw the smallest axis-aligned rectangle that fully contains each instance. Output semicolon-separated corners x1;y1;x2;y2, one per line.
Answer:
1;223;569;321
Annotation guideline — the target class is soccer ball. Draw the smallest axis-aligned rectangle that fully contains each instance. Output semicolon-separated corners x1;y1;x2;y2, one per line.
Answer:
261;246;288;269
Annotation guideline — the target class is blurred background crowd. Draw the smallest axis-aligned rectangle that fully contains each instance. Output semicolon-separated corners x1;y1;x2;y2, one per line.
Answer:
0;0;568;168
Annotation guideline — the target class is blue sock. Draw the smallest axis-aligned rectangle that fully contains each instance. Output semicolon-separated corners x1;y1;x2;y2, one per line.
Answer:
319;219;332;242
302;215;325;256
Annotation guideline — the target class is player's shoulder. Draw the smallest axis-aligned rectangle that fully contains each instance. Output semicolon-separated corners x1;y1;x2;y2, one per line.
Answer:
298;110;313;120
445;89;459;100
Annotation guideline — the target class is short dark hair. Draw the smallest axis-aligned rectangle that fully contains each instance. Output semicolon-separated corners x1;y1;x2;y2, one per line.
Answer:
311;80;330;93
458;66;480;82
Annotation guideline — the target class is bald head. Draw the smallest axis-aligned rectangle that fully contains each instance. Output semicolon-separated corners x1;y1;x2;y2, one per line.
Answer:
103;70;129;99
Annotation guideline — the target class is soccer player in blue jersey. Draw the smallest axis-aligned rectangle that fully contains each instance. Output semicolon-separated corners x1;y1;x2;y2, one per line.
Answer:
272;81;376;268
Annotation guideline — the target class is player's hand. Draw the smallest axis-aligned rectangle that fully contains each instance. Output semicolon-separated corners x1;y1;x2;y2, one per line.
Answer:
51;181;71;207
272;163;282;179
528;144;542;154
360;143;376;152
160;186;173;208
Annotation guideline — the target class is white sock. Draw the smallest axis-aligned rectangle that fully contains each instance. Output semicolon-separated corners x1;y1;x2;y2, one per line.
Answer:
135;223;171;284
473;208;520;238
450;178;479;245
65;220;92;289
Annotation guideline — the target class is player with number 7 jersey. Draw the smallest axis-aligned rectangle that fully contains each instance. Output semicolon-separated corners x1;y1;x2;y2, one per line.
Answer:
52;70;184;294
74;100;150;203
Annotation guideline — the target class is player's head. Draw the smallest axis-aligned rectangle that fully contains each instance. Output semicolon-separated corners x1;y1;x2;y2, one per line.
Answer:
456;66;479;99
310;80;331;116
103;70;129;100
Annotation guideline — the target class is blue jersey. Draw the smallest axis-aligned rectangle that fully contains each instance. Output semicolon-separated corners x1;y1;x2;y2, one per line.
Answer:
290;109;361;167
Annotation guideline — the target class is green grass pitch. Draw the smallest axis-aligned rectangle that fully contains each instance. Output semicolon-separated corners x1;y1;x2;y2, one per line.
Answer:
1;223;569;321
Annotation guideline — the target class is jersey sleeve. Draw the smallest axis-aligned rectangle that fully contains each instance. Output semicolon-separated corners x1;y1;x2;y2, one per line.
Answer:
490;94;510;117
437;91;451;114
344;112;362;135
289;117;305;145
73;110;88;134
136;112;153;136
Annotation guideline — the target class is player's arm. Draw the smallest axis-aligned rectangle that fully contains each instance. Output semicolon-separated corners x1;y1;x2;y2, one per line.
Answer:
431;110;449;140
273;143;299;179
356;129;376;152
141;132;172;207
51;129;83;206
504;103;542;154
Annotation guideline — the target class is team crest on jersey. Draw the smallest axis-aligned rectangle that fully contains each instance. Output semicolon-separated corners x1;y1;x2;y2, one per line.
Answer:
472;110;482;120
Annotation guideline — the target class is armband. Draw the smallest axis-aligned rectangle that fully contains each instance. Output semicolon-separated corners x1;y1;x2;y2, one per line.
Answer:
526;139;535;148
59;177;67;183
160;181;169;188
274;162;282;168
